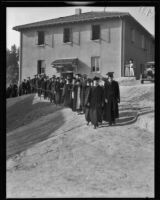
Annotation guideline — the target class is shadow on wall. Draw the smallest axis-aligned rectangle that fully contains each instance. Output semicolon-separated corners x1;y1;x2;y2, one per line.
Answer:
77;60;103;78
7;94;65;159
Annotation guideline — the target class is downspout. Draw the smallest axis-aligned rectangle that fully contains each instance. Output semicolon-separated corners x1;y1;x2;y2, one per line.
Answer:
19;31;22;85
121;17;125;77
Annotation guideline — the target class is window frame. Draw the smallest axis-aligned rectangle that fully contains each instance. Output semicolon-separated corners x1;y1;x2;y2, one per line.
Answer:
91;24;101;41
37;31;45;46
141;35;146;50
37;60;46;75
63;27;72;43
91;56;100;73
131;29;135;43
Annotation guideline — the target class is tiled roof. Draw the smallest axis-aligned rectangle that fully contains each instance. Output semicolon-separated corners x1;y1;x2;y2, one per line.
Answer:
13;11;129;31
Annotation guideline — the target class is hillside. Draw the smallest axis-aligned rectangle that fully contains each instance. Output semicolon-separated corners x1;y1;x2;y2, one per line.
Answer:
7;82;154;197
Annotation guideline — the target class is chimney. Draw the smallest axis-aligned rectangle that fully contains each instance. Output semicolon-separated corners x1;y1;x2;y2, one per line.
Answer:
75;8;82;15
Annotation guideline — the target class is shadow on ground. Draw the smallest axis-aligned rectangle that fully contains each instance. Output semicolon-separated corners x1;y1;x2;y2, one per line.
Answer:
7;94;65;159
100;108;154;127
7;94;63;133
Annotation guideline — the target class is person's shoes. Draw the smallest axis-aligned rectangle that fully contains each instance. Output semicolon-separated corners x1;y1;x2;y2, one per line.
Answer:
94;125;97;129
87;122;89;126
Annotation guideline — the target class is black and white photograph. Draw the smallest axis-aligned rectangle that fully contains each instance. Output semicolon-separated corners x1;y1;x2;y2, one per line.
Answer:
6;4;155;198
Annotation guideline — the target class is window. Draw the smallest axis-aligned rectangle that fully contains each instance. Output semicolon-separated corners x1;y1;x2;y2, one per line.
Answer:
92;25;100;40
91;57;100;72
141;35;145;49
38;31;45;45
37;60;46;74
63;28;72;43
131;29;135;43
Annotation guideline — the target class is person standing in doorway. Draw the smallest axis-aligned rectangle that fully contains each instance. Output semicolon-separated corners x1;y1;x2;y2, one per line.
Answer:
129;59;135;77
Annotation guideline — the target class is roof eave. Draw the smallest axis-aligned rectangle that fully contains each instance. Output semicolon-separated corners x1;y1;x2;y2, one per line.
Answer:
12;14;129;32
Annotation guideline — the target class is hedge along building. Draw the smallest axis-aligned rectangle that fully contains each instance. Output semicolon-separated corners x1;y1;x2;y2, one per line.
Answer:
13;9;154;82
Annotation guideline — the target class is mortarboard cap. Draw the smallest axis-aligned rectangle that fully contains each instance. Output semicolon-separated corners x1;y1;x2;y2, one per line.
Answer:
82;74;87;78
75;73;81;77
93;76;100;81
86;78;92;83
106;72;114;77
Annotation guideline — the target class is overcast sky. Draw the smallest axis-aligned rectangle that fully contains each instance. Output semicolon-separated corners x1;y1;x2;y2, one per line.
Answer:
7;6;155;49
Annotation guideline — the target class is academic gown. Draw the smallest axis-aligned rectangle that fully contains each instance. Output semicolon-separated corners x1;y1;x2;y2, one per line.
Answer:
63;83;72;107
88;85;104;127
55;81;61;104
84;85;91;123
80;82;86;112
103;80;120;123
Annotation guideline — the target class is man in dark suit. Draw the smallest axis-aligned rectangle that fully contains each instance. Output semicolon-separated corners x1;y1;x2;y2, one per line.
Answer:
88;76;104;129
103;72;120;126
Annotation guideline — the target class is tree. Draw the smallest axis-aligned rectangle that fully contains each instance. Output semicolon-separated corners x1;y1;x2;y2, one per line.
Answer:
6;44;19;86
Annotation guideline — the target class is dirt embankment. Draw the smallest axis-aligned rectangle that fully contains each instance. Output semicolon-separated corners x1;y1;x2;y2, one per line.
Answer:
6;83;154;198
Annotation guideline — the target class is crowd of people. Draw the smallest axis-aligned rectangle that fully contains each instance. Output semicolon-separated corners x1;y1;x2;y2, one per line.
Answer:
6;72;120;129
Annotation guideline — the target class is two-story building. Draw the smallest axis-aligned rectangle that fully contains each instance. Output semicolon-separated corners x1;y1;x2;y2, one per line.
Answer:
13;9;154;82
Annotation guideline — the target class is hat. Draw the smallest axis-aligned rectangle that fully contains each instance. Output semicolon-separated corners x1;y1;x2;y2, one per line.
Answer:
82;74;87;78
93;76;100;81
86;78;92;83
106;72;114;78
67;75;72;80
75;73;81;77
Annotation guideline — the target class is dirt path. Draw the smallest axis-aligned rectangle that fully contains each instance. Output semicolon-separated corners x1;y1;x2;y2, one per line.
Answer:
6;83;154;197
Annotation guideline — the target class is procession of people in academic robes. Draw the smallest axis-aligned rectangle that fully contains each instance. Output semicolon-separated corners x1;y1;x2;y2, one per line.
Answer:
6;71;120;129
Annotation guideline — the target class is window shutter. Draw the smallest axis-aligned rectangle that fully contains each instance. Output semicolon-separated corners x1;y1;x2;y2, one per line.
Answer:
37;60;40;74
70;28;73;42
131;29;135;42
95;57;100;71
107;27;111;43
90;25;93;40
63;29;65;43
35;31;38;45
141;35;145;49
45;31;52;46
101;26;110;43
73;31;80;45
52;34;54;48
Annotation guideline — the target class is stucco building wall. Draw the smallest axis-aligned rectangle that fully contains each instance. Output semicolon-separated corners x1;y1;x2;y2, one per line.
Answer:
123;18;154;79
21;18;122;80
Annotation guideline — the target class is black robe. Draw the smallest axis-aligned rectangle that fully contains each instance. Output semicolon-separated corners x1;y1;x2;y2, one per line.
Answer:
55;81;61;104
84;86;91;123
103;80;120;123
63;83;72;107
88;85;104;127
80;81;86;112
50;81;56;102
